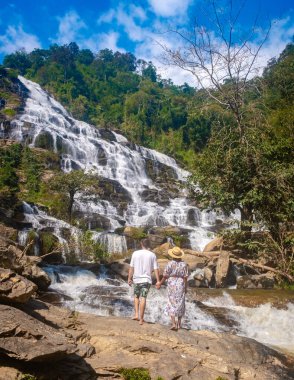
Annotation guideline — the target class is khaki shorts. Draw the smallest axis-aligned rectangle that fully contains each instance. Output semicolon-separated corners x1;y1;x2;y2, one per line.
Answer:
134;282;151;298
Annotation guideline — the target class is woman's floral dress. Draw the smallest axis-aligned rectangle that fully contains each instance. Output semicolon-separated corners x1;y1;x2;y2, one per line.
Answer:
163;260;189;317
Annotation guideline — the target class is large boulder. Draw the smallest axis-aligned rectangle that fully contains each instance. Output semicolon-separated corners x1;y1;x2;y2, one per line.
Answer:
203;236;223;252
107;260;130;281
153;242;173;257
215;251;231;287
0;304;76;362
237;273;275;289
0;269;37;303
0;242;51;290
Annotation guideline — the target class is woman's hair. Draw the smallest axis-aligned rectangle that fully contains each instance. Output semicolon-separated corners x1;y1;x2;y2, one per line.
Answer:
141;238;151;249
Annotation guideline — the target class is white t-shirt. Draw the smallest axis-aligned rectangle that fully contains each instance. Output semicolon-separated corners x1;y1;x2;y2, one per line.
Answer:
130;249;158;284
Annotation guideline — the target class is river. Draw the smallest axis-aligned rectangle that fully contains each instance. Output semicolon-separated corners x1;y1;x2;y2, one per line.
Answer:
43;264;294;356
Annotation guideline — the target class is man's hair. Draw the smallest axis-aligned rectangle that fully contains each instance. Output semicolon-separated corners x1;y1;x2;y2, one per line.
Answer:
141;238;151;249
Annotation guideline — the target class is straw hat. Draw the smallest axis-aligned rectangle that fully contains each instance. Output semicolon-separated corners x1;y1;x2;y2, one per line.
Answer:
168;246;185;259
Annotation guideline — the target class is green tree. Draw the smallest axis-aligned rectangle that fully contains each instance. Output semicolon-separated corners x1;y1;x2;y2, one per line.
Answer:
21;147;42;194
49;170;99;222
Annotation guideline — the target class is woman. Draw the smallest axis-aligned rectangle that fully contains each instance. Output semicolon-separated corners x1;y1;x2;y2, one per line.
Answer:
158;246;188;330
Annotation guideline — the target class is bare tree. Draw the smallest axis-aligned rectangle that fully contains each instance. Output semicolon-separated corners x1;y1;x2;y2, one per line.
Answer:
161;0;271;136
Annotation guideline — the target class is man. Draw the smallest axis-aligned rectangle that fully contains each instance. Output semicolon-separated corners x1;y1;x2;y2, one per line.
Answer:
128;238;160;325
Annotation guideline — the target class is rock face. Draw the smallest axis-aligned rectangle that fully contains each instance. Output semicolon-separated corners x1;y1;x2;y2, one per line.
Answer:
81;313;293;380
0;304;76;362
203;236;223;252
215;251;231;287
0;269;37;303
237;273;275;289
0;300;293;379
0;239;51;290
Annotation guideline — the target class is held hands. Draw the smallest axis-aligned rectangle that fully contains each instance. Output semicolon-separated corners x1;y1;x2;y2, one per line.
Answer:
155;281;161;289
128;279;133;286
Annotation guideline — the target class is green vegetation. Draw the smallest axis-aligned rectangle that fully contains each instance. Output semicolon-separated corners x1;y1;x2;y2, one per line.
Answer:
119;368;151;380
49;170;100;221
1;39;293;280
3;44;199;167
80;230;109;262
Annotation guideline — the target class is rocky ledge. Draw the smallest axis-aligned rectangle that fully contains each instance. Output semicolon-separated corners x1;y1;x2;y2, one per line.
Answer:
0;299;293;380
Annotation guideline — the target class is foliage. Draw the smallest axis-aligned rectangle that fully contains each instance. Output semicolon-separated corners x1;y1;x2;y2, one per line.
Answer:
1;37;294;279
21;146;42;194
0;143;22;205
2;44;198;168
49;170;99;221
80;230;109;262
119;368;151;380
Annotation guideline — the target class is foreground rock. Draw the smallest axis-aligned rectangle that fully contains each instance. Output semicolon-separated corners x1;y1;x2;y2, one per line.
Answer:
0;237;51;290
0;269;37;303
0;304;76;362
1;300;292;380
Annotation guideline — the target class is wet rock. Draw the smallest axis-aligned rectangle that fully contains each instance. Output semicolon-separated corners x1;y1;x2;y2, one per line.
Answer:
106;260;130;281
73;210;111;230
140;188;170;206
237;273;275;289
98;128;116;142
0;304;76;362
186;208;201;226
0;268;37;303
34;131;54;151
215;251;231;287
98;177;132;207
147;234;167;249
145;158;178;182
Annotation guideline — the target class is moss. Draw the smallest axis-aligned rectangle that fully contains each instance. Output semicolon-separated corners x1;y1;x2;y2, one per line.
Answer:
34;132;54;151
39;231;58;255
19;374;37;380
119;368;151;380
125;227;147;240
3;108;16;117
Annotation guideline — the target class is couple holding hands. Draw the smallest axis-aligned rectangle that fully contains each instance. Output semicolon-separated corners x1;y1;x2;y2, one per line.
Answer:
128;238;188;330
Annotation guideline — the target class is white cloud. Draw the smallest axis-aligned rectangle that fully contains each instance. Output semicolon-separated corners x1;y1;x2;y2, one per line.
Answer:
53;10;86;45
0;24;41;54
148;0;193;18
255;17;294;71
83;32;125;53
129;5;147;22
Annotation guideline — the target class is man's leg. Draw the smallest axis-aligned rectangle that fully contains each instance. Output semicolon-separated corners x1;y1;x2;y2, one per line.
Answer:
132;296;139;320
139;297;146;325
132;284;140;320
139;283;150;325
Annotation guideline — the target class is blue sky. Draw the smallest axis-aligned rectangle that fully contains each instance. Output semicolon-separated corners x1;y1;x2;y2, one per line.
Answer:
0;0;293;84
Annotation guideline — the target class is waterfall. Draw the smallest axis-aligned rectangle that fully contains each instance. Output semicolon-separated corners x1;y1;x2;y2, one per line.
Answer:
7;76;234;253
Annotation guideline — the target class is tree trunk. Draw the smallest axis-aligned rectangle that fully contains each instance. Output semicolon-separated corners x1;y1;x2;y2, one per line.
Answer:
68;192;75;222
240;205;253;233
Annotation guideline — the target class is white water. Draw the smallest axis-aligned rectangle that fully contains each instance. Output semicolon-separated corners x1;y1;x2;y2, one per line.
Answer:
202;292;294;353
45;265;224;330
20;202;81;260
44;265;294;353
7;76;229;253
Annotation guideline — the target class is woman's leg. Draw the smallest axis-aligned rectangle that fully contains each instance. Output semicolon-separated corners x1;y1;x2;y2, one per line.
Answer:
170;315;177;330
177;316;182;329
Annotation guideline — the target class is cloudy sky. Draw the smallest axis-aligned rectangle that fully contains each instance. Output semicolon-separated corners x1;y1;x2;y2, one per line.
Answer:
0;0;293;84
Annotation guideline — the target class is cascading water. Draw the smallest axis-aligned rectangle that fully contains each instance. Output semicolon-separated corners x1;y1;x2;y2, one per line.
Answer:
44;265;294;354
8;76;229;253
